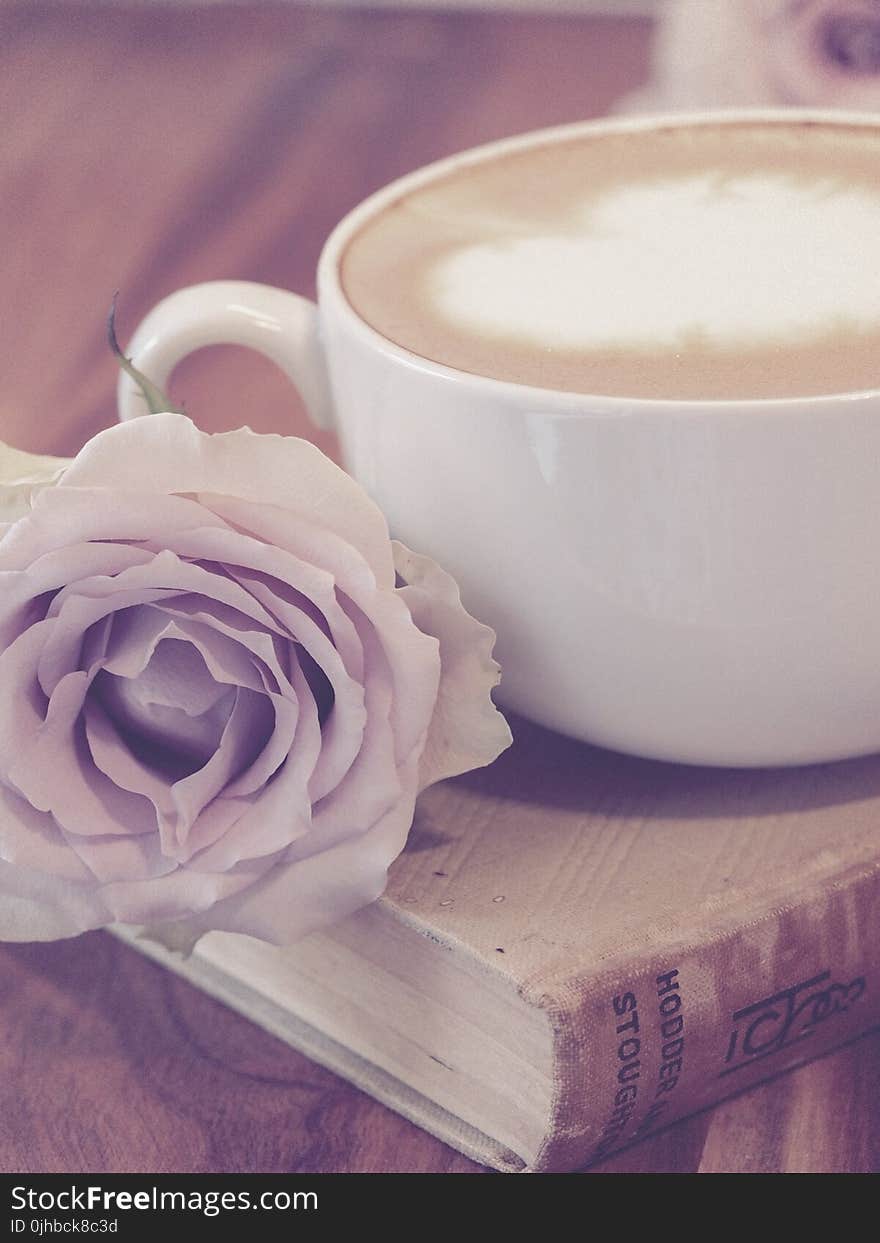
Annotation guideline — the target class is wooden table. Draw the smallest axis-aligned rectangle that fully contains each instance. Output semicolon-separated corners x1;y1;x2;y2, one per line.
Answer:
0;2;877;1175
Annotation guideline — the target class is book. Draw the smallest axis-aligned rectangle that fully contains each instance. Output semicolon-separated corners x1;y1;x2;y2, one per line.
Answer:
114;716;880;1173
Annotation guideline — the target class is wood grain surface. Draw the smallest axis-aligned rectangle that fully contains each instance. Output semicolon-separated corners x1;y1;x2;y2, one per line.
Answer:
0;2;877;1175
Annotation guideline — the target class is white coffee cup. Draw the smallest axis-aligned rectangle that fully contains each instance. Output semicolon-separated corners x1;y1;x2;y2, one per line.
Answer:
118;109;880;768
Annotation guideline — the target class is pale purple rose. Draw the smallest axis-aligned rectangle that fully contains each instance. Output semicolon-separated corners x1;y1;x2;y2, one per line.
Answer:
0;414;511;947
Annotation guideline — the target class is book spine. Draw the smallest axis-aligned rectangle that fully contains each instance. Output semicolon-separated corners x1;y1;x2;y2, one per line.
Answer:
526;857;880;1172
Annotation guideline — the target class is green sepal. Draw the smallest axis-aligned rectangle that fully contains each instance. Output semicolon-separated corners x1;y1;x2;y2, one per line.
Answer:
108;294;186;416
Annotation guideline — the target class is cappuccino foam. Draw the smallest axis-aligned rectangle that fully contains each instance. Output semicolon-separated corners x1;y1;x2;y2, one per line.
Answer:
341;121;880;400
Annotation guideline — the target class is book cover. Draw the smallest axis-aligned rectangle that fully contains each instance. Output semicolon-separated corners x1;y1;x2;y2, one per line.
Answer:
117;717;880;1172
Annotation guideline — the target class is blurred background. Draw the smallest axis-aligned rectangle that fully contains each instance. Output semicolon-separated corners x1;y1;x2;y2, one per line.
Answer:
2;0;880;461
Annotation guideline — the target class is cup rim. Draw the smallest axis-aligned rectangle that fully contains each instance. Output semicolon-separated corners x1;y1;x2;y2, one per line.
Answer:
317;107;880;416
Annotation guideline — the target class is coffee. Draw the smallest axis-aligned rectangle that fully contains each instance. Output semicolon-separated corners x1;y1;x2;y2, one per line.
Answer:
341;120;880;400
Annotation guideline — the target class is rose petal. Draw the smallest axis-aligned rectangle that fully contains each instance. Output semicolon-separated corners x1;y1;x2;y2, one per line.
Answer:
156;600;293;698
155;520;366;681
9;670;159;839
58;823;178;885
222;692;298;799
0;620;53;788
184;658;320;872
0;621;159;842
309;611;404;843
225;568;367;802
89;610;302;855
61;414;396;588
142;519;373;721
46;548;282;635
0;541;154;655
0;487;230;572
393;541;512;788
0;785;91;881
125;612;269;696
339;588;440;767
0;441;70;525
198;499;440;778
36;586;172;702
98;636;237;768
150;750;420;948
84;615;267;822
161;795;251;864
84;696;176;813
99;861;259;927
166;687;274;849
0;857;108;941
200;492;386;613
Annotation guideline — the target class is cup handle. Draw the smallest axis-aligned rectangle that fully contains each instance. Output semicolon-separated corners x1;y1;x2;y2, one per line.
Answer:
116;280;335;431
